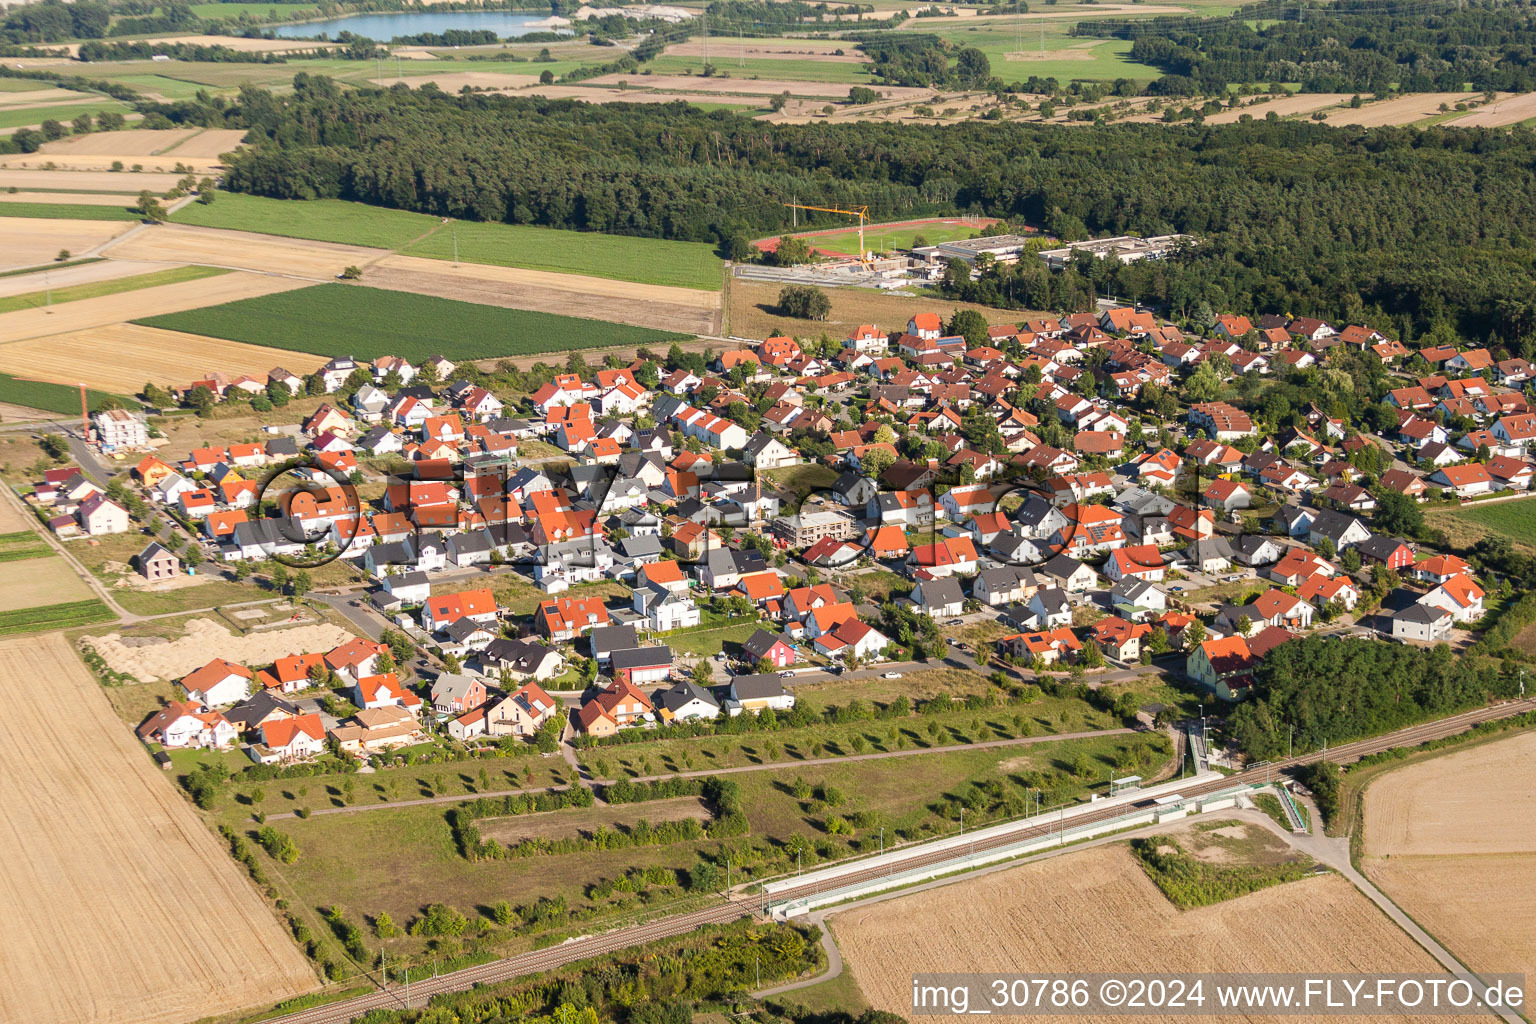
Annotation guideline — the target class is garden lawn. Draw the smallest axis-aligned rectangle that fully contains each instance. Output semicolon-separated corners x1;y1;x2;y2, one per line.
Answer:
133;284;689;361
0;265;228;315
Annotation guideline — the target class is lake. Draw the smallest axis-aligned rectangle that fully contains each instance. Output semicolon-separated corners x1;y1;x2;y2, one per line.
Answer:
269;11;567;40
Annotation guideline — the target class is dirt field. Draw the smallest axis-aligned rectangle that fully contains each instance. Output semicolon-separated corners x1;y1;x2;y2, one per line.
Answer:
665;39;867;61
1321;92;1479;127
836;844;1461;1024
519;86;768;107
0;268;309;345
85;617;356;681
365;253;721;335
38;128;199;157
0;190;138;206
0;168;185;192
728;277;1042;339
479;795;711;843
1444;91;1536;127
0;633;316;1024
161;127;250;158
0;552;95;610
0;258;170;298
1202;93;1352;124
1361;731;1536;985
103;222;390;279
0;218;133;272
0;495;35;533
0;321;328;391
586;73;933;100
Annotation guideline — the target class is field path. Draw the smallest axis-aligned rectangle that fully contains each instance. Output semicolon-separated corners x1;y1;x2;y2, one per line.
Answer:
0;633;316;1024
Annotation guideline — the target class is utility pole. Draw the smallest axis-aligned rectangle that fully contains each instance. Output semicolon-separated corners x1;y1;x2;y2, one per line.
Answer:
452;228;459;266
1289;724;1294;760
44;269;51;312
879;826;884;855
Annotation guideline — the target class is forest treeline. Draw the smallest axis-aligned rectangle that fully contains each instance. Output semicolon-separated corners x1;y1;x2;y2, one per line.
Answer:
149;76;1536;340
1078;0;1536;94
1226;637;1525;761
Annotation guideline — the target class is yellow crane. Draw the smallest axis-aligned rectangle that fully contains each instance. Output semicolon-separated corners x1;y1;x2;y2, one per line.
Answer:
782;202;872;267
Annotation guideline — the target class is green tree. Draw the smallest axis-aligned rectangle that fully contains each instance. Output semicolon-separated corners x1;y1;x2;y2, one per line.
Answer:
777;284;831;320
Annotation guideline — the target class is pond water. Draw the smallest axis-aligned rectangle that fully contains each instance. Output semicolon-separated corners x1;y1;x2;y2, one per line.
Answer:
270;11;567;40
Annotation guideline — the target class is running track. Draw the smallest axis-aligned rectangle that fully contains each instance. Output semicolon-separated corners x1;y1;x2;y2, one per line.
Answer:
265;698;1536;1024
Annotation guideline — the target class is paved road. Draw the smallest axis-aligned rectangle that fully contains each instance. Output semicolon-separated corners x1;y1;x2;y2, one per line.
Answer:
261;697;1536;1024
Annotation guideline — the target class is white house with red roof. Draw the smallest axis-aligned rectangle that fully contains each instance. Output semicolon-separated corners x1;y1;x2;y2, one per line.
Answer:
253;713;326;763
1419;573;1485;622
137;701;237;749
180;658;252;707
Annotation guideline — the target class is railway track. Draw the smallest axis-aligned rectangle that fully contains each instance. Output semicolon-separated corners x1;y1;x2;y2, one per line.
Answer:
265;698;1535;1024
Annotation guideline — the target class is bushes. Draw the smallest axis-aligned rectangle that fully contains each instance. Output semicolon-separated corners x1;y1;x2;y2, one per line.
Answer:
255;825;299;864
1297;760;1341;827
1129;836;1313;909
322;905;371;963
410;902;468;939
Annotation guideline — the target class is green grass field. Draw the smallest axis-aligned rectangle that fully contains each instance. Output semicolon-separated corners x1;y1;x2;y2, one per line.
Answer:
135;283;689;361
0;79;55;92
641;55;874;86
171;192;725;290
0;372;136;415
808;220;987;255
0;265;228;315
189;1;319;17
1429;500;1536;552
0;202;139;221
0;100;131;130
0;599;115;636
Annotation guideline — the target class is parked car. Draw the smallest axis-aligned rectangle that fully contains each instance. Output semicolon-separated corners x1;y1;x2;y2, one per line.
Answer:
882;671;902;679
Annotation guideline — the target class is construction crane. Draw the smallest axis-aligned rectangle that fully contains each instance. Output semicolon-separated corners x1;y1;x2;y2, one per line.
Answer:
782;202;872;268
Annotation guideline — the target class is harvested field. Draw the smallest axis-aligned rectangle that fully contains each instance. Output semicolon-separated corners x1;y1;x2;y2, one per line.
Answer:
1321;92;1476;127
0;190;139;206
0;168;184;192
896;3;1187;25
366;254;721;335
0;546;92;611
371;70;542;92
0;495;34;532
0;87;88;107
836;844;1462;1024
160;127;249;157
0;269;308;345
0;217;132;272
37;128;199;157
586;73;933;100
0;258;168;299
102;222;389;278
478;795;711;844
519;85;762;107
0;633;315;1024
1362;731;1536;986
665;39;867;61
131;33;337;53
0;322;327;392
1444;90;1536;127
85;617;356;681
728;277;1042;340
1202;93;1351;124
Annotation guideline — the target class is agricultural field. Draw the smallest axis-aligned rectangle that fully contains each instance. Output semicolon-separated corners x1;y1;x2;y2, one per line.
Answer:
135;283;691;361
0;265;227;315
0;201;139;221
0;168;185;193
0;99;132;131
0;370;131;415
0;633;315;1024
171;193;726;290
836;841;1451;1022
1361;730;1536;987
0;268;307;346
0;216;133;271
1426;499;1536;554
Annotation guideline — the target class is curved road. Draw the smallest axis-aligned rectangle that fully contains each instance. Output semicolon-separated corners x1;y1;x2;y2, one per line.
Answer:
262;697;1536;1024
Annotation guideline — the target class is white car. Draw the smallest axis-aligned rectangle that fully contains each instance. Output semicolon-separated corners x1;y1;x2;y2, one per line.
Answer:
882;671;902;679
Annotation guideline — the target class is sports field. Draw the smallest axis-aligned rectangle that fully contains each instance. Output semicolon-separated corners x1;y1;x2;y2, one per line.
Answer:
170;193;724;290
136;283;690;361
0;633;316;1024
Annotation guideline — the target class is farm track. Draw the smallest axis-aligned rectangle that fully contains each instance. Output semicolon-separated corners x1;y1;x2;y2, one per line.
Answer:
264;698;1536;1024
